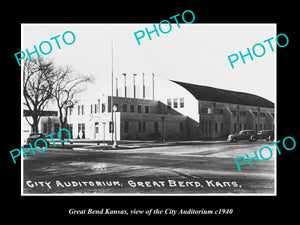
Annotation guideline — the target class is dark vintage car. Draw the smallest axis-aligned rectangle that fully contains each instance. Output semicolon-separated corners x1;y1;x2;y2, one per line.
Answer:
27;133;50;147
227;130;258;142
257;130;274;141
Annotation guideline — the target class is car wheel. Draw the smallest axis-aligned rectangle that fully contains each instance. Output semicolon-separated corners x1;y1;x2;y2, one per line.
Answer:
250;136;257;142
267;135;274;141
232;138;237;142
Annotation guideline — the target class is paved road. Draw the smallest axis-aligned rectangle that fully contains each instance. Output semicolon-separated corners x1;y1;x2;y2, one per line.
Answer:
23;140;275;195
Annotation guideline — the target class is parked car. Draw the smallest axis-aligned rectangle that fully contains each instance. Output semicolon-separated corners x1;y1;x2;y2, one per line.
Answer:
257;130;274;141
227;130;258;142
27;133;50;147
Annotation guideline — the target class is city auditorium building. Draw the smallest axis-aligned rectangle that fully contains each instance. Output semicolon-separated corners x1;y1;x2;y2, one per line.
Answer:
66;74;274;141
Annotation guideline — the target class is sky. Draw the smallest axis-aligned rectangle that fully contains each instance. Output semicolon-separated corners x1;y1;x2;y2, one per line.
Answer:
22;23;276;104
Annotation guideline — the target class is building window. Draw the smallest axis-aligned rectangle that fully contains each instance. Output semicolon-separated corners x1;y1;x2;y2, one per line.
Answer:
255;123;258;131
239;123;242;131
244;123;247;130
43;123;47;133
179;122;184;132
82;123;85;138
215;109;224;115
201;121;205;133
240;111;246;116
154;122;159;133
215;123;218;133
264;124;266;130
201;107;211;114
138;121;142;133
138;105;142;113
180;98;184;108
77;123;85;138
81;105;84;115
69;107;73;116
78;123;81;133
221;123;224;133
167;99;172;109
260;112;266;117
231;109;237;116
90;104;93;114
124;121;129;133
234;123;237;133
123;104;127;112
95;104;98;113
102;103;106;113
145;106;149;113
69;124;73;138
173;98;178;108
114;104;118;112
143;121;146;133
95;122;99;133
130;105;134;113
78;105;80;115
259;124;262;130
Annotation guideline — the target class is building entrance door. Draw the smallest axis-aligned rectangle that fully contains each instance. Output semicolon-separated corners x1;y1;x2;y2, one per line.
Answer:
94;122;100;140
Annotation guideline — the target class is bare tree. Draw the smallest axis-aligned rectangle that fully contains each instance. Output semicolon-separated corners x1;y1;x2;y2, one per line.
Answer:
51;65;94;140
23;57;55;133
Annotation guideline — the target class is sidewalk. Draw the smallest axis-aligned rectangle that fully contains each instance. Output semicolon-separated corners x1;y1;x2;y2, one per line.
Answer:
24;138;227;151
64;139;227;151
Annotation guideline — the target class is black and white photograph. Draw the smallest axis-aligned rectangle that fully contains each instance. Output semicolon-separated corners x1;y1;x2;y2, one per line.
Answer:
4;4;298;221
21;23;276;195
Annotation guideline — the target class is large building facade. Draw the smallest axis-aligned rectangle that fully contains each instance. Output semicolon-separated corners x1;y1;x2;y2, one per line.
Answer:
65;74;274;141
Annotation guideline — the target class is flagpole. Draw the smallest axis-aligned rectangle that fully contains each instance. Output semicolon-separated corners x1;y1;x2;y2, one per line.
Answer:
111;38;114;143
